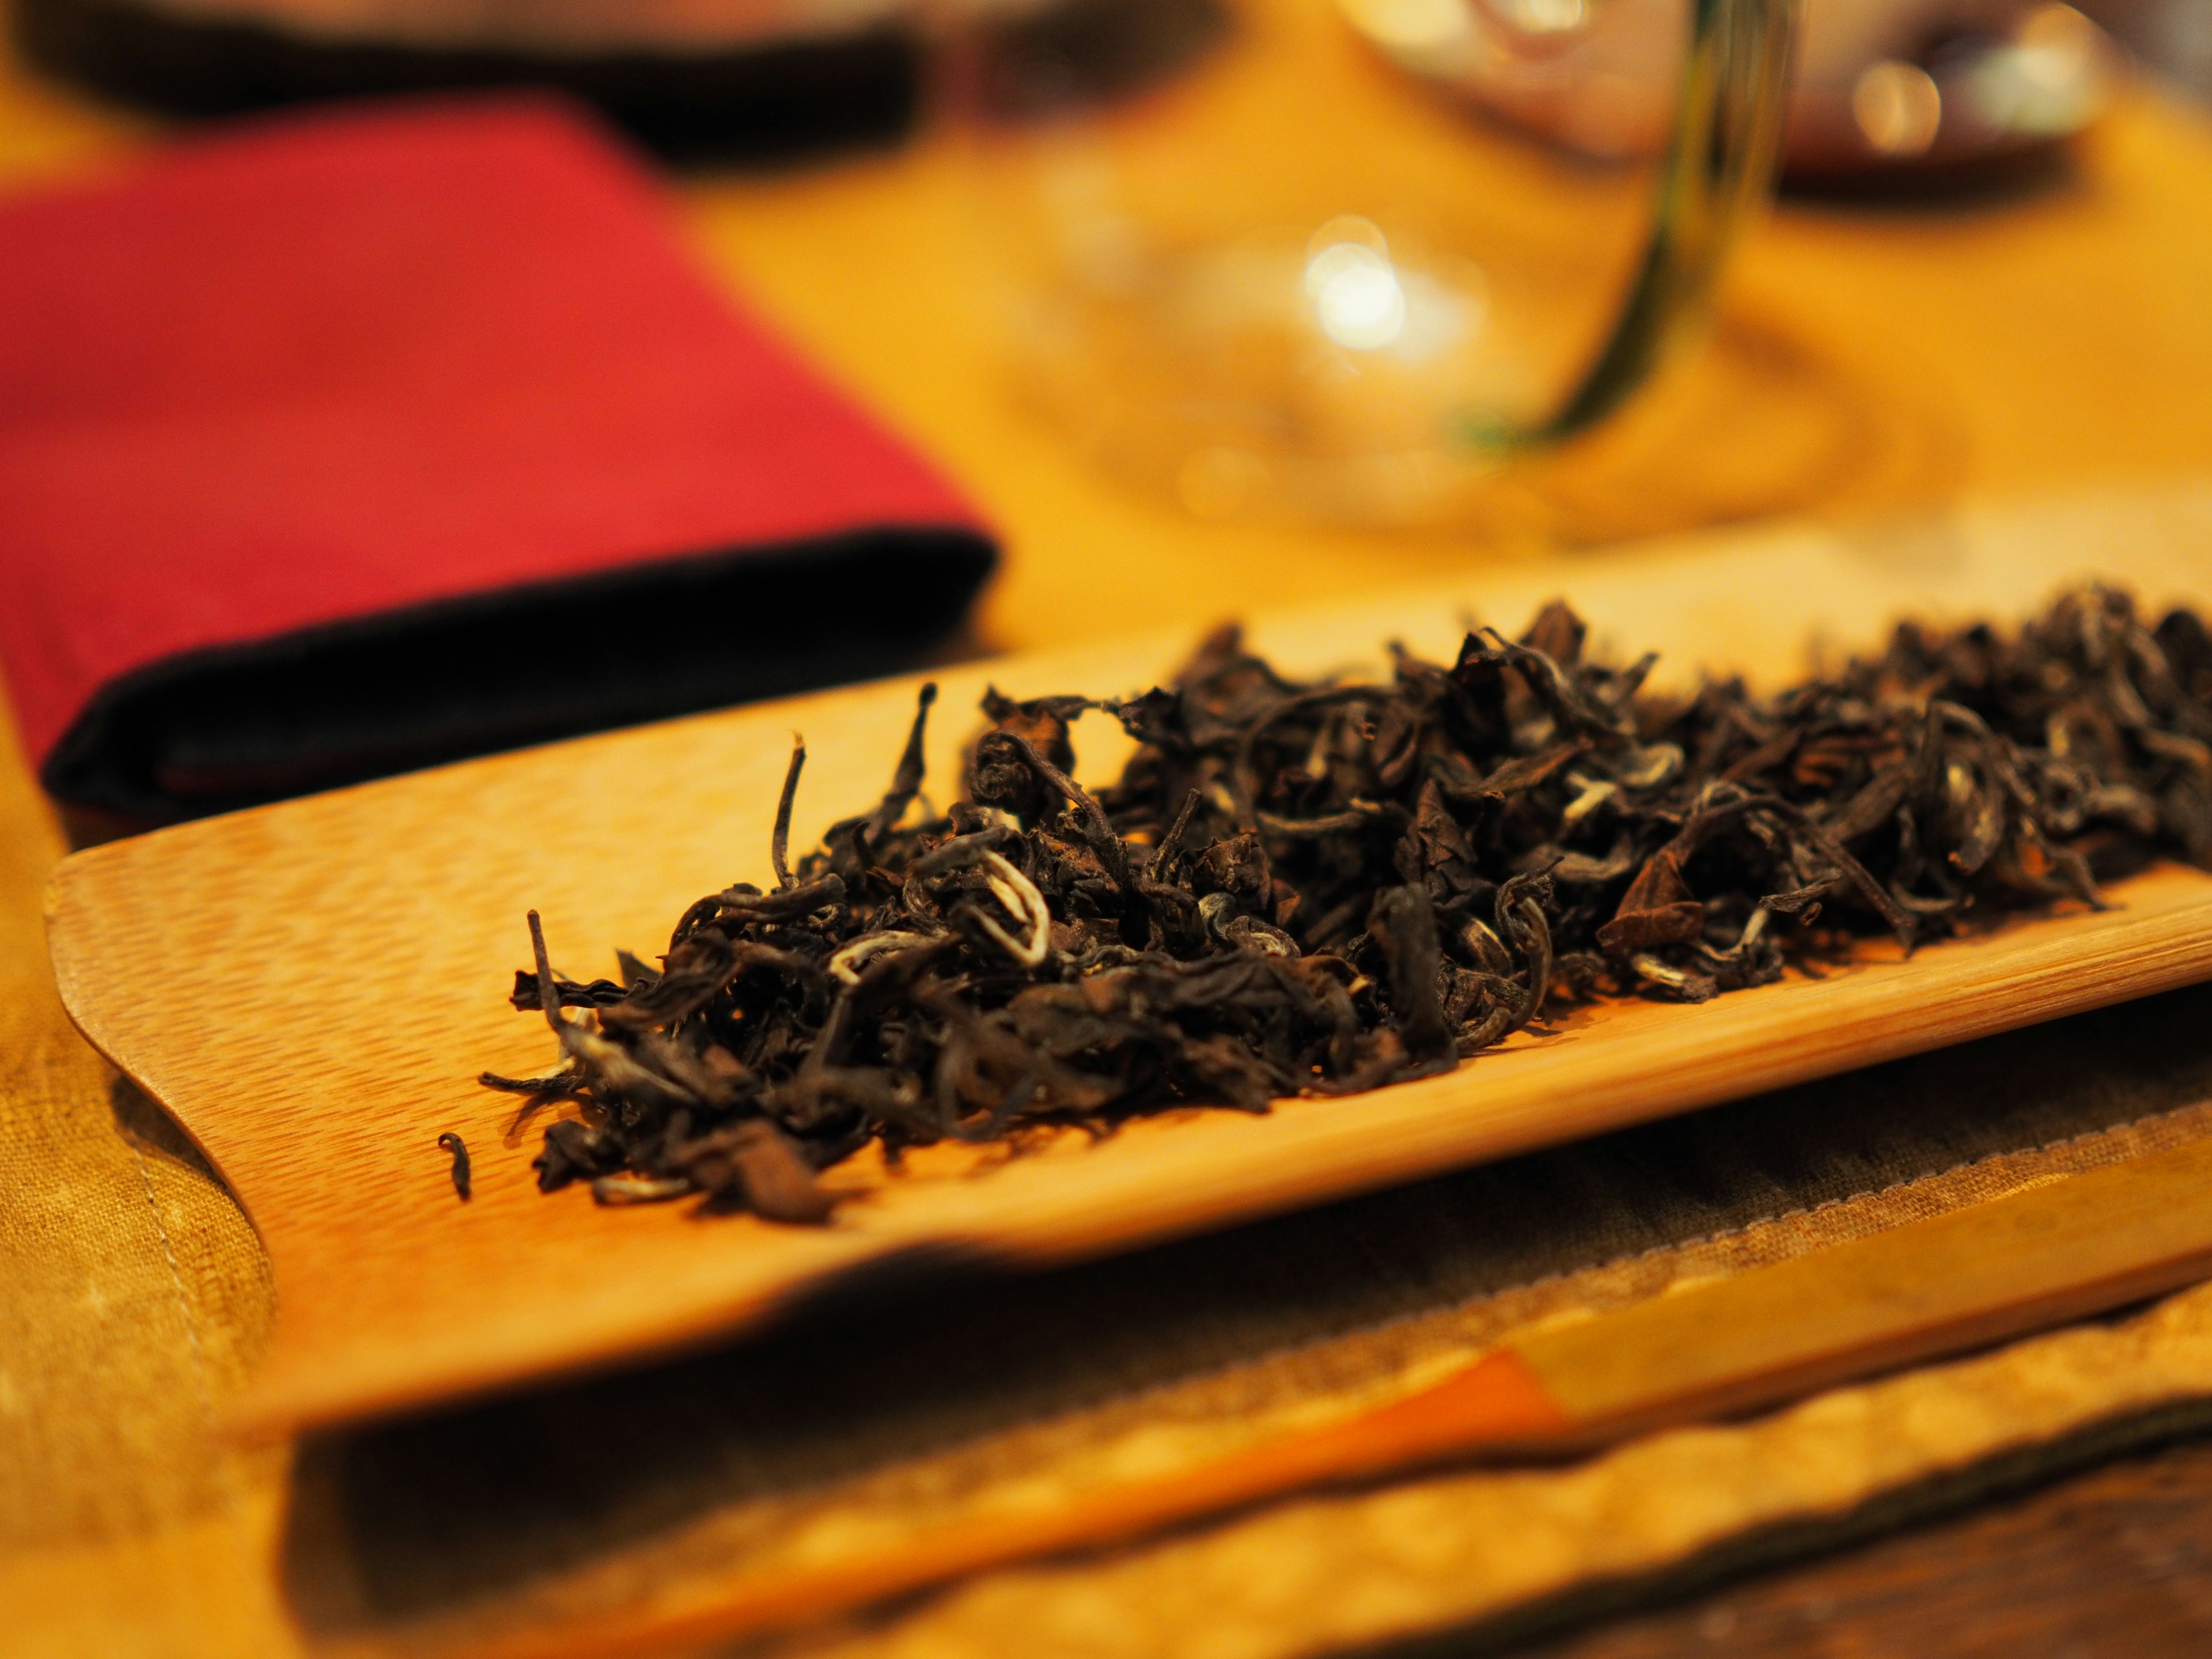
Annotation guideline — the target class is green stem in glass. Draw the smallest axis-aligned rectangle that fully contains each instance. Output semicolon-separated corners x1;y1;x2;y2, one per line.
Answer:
1458;0;1800;452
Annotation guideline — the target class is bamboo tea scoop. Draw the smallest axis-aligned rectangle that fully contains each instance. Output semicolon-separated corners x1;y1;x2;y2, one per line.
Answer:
43;505;2212;1440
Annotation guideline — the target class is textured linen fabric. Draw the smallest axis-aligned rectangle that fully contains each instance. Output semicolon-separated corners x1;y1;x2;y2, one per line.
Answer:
764;1283;2212;1659
0;690;287;1656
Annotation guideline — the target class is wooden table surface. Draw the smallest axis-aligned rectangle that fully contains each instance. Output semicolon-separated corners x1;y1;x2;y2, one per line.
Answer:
6;5;2212;1653
1528;1436;2212;1659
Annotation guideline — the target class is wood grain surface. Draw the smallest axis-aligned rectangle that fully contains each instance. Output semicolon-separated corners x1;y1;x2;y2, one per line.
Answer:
42;499;2212;1441
1522;1434;2212;1659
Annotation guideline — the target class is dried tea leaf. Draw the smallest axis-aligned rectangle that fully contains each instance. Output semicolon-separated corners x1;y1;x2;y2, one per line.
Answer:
488;589;2212;1224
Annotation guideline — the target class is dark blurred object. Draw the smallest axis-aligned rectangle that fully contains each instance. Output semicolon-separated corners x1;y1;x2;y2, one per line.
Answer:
0;98;995;825
10;0;1228;163
1787;0;2116;187
2077;0;2212;99
1342;0;2119;191
12;0;918;161
968;0;1229;118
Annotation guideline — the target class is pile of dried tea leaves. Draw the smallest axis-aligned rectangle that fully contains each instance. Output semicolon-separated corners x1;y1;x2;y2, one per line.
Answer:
488;588;2212;1219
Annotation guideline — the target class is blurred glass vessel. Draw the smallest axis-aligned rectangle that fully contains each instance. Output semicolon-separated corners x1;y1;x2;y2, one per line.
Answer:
943;0;1796;525
1788;0;2114;183
1349;0;2118;185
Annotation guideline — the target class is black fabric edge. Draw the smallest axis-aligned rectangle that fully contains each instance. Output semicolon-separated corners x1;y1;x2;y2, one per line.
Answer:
38;522;997;826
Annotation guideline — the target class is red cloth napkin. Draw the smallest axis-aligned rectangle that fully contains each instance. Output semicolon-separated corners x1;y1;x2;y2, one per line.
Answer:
0;96;994;823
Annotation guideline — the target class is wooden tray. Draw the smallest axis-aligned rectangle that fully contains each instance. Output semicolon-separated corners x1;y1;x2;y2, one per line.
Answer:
45;501;2212;1438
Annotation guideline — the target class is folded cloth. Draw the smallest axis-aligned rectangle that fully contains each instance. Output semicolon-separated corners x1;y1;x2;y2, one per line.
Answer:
0;95;996;824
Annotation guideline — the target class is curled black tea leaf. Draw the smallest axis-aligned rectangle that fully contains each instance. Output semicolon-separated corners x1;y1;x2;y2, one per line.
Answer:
436;1132;471;1202
490;590;2212;1224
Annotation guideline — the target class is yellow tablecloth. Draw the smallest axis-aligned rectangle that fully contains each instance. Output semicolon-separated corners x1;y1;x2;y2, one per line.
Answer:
6;11;2212;1654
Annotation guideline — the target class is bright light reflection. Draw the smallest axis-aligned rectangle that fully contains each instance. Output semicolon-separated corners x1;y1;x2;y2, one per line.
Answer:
1305;241;1407;350
1499;0;1588;36
1852;59;1942;156
1344;0;1469;51
1968;5;2103;135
